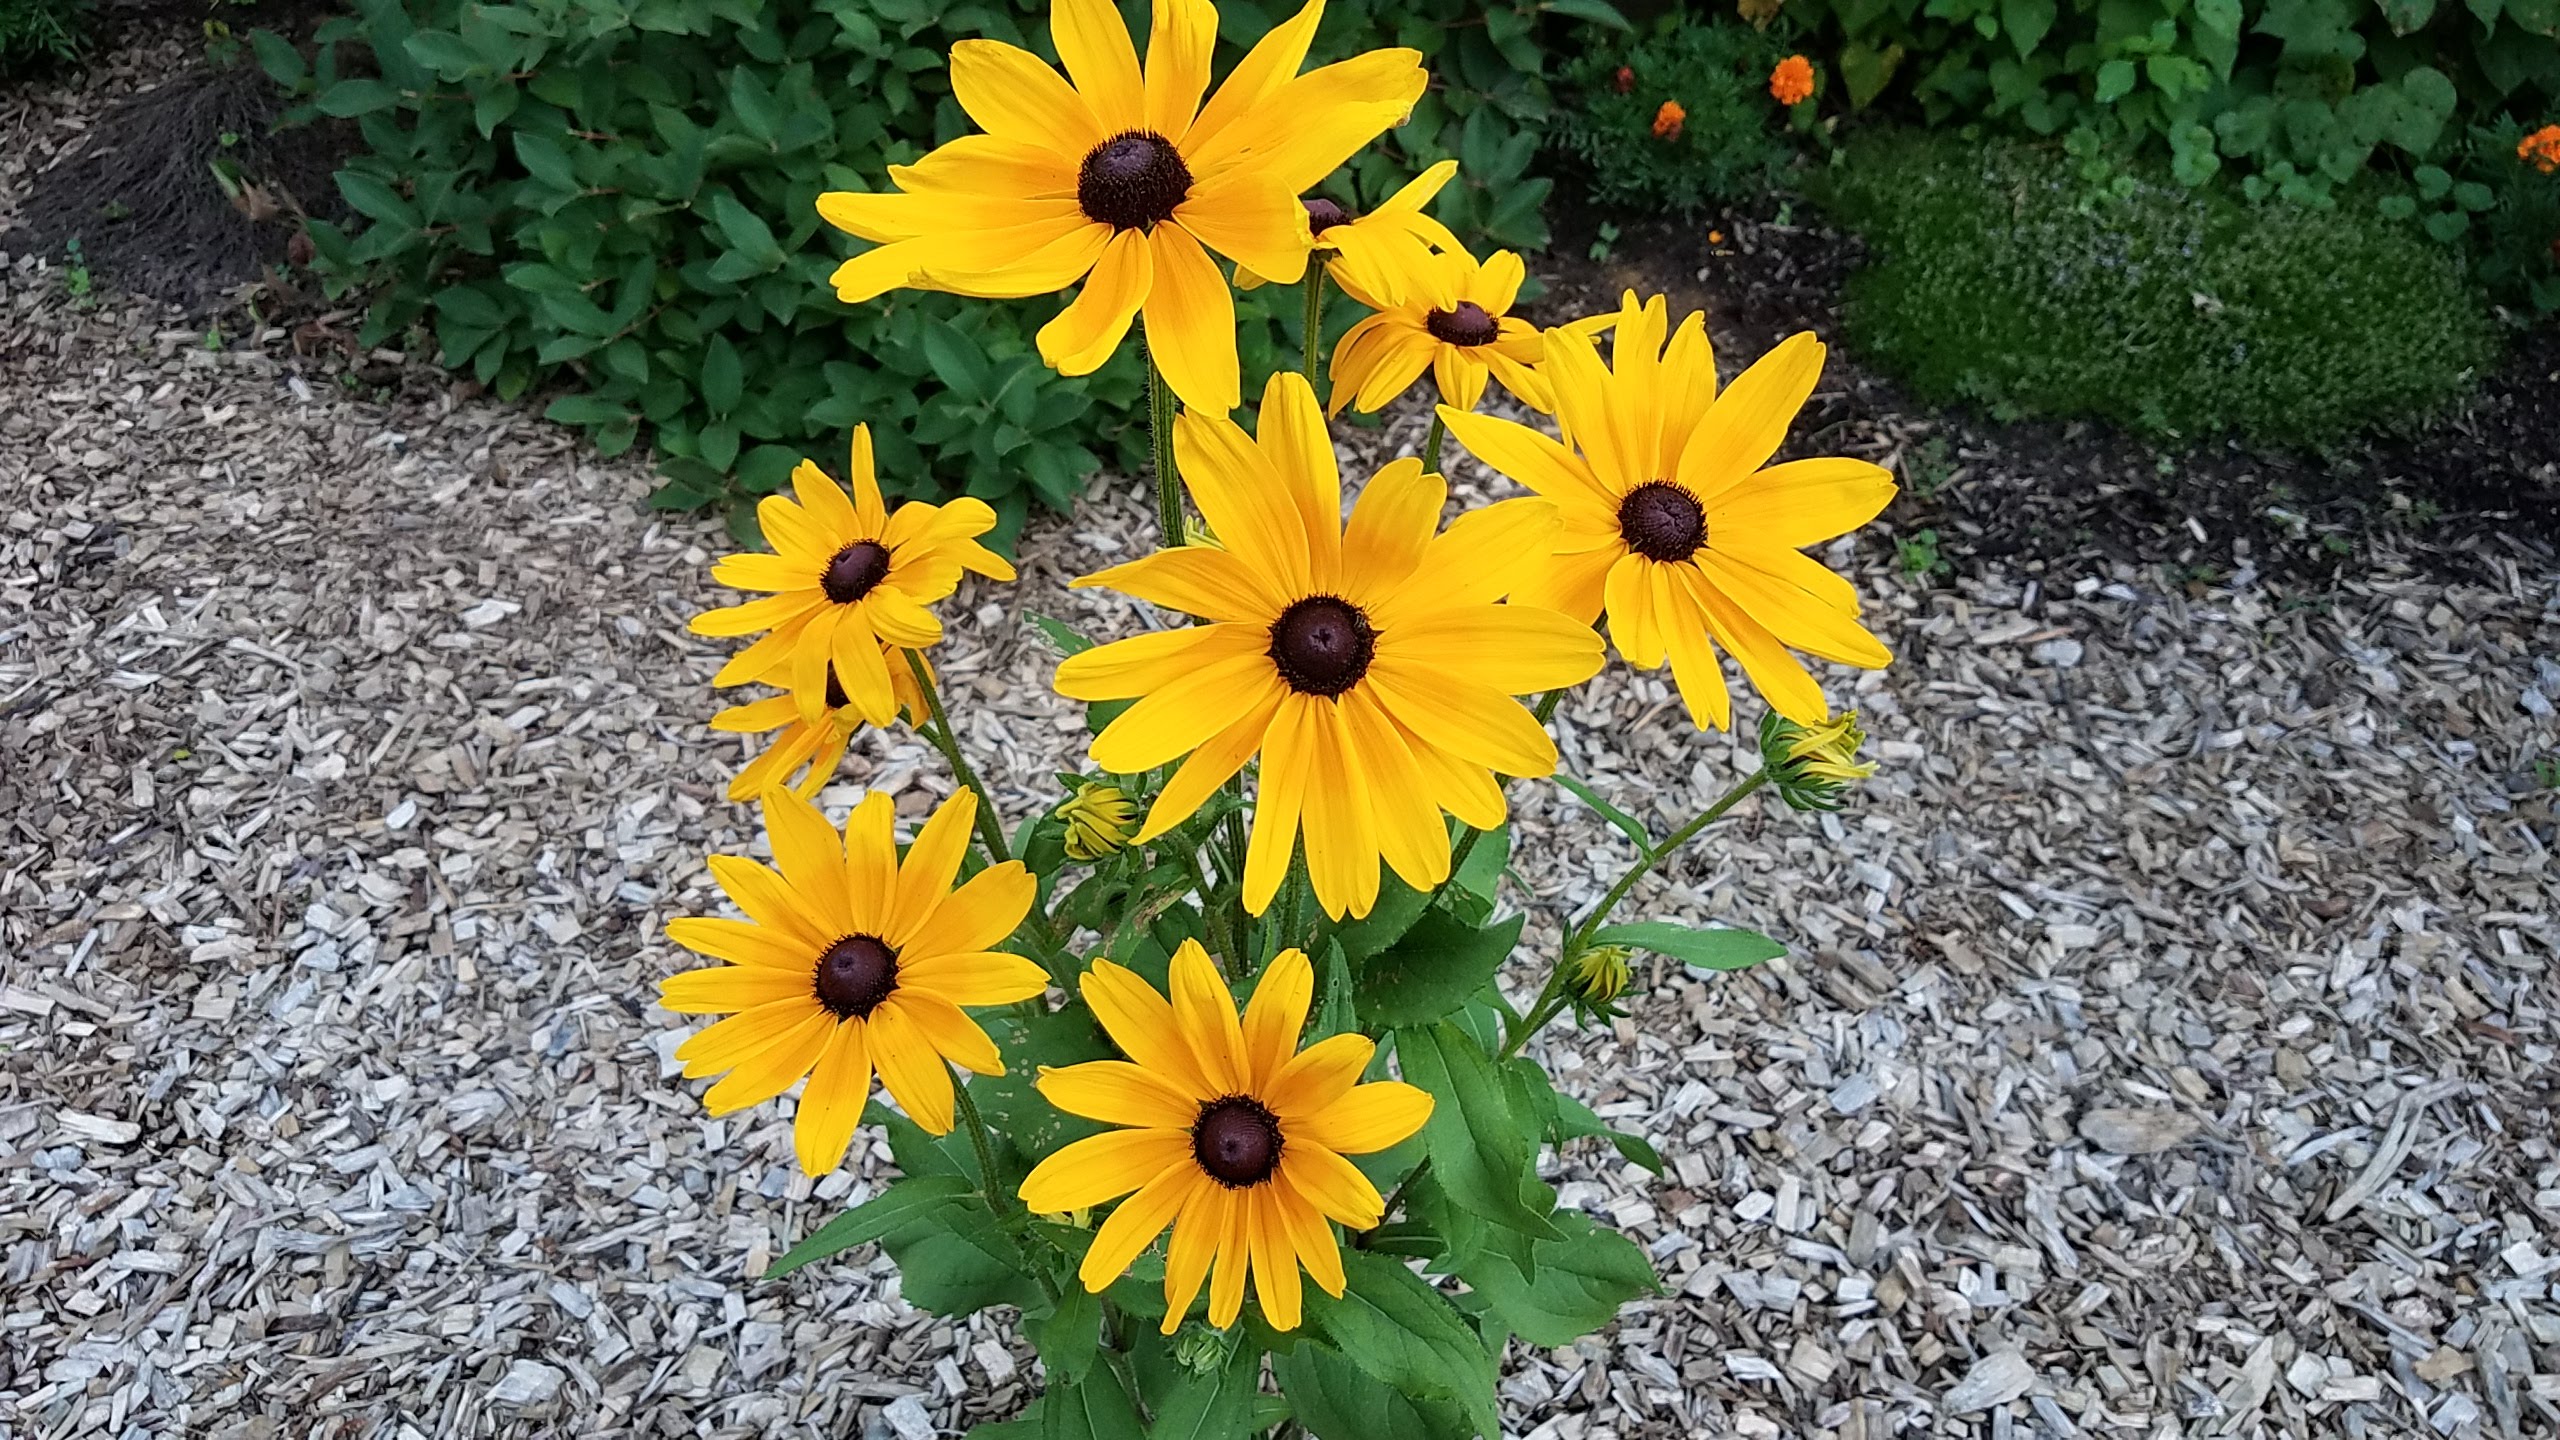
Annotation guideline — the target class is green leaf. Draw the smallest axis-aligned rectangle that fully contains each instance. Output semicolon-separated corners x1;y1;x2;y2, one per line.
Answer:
2375;194;2418;221
249;29;306;90
1587;922;1785;972
766;1174;974;1279
1148;1339;1267;1440
1452;1209;1657;1347
1303;1250;1500;1439
709;189;787;271
2376;0;2438;28
2452;180;2495;212
2093;58;2137;103
922;320;992;402
2414;164;2453;201
1273;1342;1472;1440
1550;774;1653;859
1539;0;1633;27
1837;40;1905;108
315;78;400;117
701;335;745;417
1551;1089;1665;1173
1394;1023;1560;1241
1028;1288;1099;1385
2190;0;2244;34
514;133;577;193
335;172;417;227
1356;912;1522;1030
1035;1365;1144;1440
1026;613;1095;657
2000;0;2056;56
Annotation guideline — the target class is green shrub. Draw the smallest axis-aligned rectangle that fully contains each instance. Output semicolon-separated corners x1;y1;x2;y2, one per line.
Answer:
0;0;90;77
258;0;1611;532
1547;15;1794;213
1813;132;2497;446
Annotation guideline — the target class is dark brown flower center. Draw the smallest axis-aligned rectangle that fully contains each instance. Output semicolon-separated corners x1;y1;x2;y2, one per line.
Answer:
1424;301;1500;348
1618;481;1706;562
821;540;891;604
822;665;849;712
1303;197;1352;235
1192;1096;1282;1186
1268;596;1375;697
814;934;899;1018
1077;131;1192;231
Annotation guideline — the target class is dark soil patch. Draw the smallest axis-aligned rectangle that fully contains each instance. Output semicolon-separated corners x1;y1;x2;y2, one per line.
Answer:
6;54;350;309
1527;193;2560;585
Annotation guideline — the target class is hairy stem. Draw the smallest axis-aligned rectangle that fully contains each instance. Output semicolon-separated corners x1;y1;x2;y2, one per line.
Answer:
1421;412;1446;474
1301;254;1328;383
1568;770;1770;953
1146;335;1182;546
1442;690;1565;886
906;648;1011;864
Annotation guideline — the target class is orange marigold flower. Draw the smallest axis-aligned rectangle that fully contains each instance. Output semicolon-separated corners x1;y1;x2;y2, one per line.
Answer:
1652;100;1686;140
2521;124;2560;174
1771;55;1815;106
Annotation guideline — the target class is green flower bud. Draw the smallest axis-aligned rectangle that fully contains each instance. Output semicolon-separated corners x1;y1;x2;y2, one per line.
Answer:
1057;781;1139;861
1758;709;1878;812
1563;945;1635;1011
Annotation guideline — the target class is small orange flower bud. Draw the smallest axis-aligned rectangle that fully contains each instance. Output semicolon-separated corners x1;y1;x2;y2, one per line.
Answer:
1612;65;1634;93
1651;100;1686;140
1771;55;1815;106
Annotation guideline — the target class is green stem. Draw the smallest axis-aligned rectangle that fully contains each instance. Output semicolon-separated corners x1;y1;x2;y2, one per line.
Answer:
1146;335;1182;547
906;648;1011;864
1442;689;1564;887
1567;769;1770;954
1420;412;1446;474
1301;255;1328;383
1357;1159;1430;1250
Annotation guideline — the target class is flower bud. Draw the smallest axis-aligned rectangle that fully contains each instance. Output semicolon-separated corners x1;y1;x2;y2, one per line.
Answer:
1758;710;1878;812
1563;946;1635;1015
1057;781;1140;861
1172;1326;1225;1375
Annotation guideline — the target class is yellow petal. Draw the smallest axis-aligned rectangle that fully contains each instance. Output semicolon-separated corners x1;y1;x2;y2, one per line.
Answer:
1039;227;1153;376
792;1021;874;1176
867;1001;958;1133
1658;564;1732;731
1384;495;1562;619
883;989;1003;1075
1134;685;1283;844
1140;223;1241;413
1338;457;1441;603
1241;693;1317;914
1337;690;1450;898
1207;1179;1253;1327
1071;545;1289;624
1169;939;1249;1094
1144;0;1218;136
1038;1060;1203;1129
1696;550;1892;669
667;915;813;971
1275;1139;1385;1228
1021;1127;1193;1213
1295;1080;1432;1154
921;218;1116;299
1240;949;1314;1092
691;591;813;635
1362;663;1558;776
762;786;852;934
898;949;1052;1006
710;553;820;594
1298;697;1379;921
1707;457;1897;549
1248;1191;1303;1331
1656;309;1719;459
948;39;1107;158
708;855;832;950
1254;371;1343;590
660;964;816;1015
1603;552;1665;669
1159;1181;1229;1332
1200;49;1426;193
1432;344;1487;413
1051;0;1143;132
1272;1168;1347;1297
1678;564;1830;725
1089;653;1286;773
701;1009;835;1114
1396;711;1506;831
841;789;899;932
890;790;977;938
899;863;1036;959
886;134;1077;201
1077;1162;1199;1291
1183;0;1322;156
1080;958;1217;1099
1265;1031;1372;1118
1174;172;1309;286
676;996;824;1076
1055;620;1264;701
1438;406;1615;514
1381;603;1604;695
1173;408;1311;593
1677;332;1825;502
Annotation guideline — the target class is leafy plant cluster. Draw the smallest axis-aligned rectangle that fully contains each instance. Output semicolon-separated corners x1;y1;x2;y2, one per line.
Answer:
253;0;1609;534
1782;0;2560;308
0;0;89;77
1812;132;2496;446
1547;14;1797;213
768;612;1795;1439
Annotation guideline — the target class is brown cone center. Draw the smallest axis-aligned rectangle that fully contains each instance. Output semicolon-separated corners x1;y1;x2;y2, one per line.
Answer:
1618;481;1706;562
1077;131;1192;231
822;541;891;604
1268;596;1375;697
814;934;899;1018
1193;1096;1282;1186
1424;301;1500;348
1303;197;1352;235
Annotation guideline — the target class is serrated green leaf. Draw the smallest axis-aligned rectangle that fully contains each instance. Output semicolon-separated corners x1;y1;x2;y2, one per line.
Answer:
1027;1287;1099;1385
1451;1208;1657;1346
1394;1023;1561;1241
1303;1250;1499;1438
1356;912;1522;1030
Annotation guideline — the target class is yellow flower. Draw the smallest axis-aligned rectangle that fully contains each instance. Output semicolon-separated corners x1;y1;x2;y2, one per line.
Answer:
1439;292;1896;731
1237;159;1462;308
1328;244;1550;417
816;0;1427;413
708;649;932;802
1057;781;1140;860
1761;709;1876;810
659;788;1046;1172
1018;943;1432;1332
1562;944;1634;1011
690;426;1013;727
1054;372;1604;919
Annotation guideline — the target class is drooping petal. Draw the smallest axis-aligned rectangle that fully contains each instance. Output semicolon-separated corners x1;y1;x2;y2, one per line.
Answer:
1089;653;1287;773
885;989;1004;1075
898;949;1051;1006
1174;171;1309;285
1038;228;1154;376
1604;552;1666;669
793;1021;874;1175
1206;1180;1254;1327
1298;697;1380;920
1272;1168;1347;1297
867;1000;958;1133
1159;1180;1228;1332
1134;686;1283;843
1276;1140;1386;1228
1076;1161;1200;1290
1241;692;1317;914
1140;222;1242;412
1337;689;1451;896
1657;564;1733;731
1679;563;1830;725
1248;1191;1304;1331
1362;663;1559;776
1696;550;1893;669
700;1009;835;1114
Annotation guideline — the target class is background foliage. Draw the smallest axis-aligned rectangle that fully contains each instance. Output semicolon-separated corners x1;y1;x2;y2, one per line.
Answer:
1813;132;2497;444
256;0;1612;533
1547;13;1794;212
0;0;89;77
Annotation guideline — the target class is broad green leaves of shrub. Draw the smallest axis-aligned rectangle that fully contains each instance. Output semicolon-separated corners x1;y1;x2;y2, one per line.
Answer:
257;0;1595;530
1812;133;2497;447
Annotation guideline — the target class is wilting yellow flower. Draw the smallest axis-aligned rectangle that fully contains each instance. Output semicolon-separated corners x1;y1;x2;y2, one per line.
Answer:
1329;245;1550;417
1019;943;1432;1332
817;0;1427;413
1440;292;1895;731
1055;373;1604;919
1761;709;1876;810
660;788;1045;1171
1057;781;1140;860
709;651;931;802
690;426;1013;727
1237;159;1461;308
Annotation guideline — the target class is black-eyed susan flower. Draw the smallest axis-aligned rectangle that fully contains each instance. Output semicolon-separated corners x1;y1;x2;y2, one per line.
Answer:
1439;291;1895;732
690;427;1012;728
1236;159;1461;309
817;0;1427;413
1760;709;1877;810
1018;943;1431;1332
1054;372;1604;919
1056;781;1139;860
660;788;1045;1173
708;650;931;802
1328;245;1550;417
